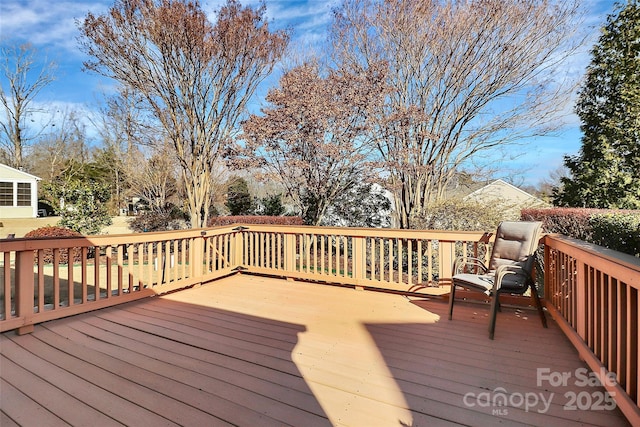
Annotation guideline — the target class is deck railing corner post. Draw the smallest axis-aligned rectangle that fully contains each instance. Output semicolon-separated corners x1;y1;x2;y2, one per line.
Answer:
233;229;245;270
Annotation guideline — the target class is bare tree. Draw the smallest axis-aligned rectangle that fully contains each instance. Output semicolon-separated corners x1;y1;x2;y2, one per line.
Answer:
129;145;179;212
29;109;88;182
0;43;56;169
95;87;159;213
240;61;386;225
79;0;289;227
331;0;584;228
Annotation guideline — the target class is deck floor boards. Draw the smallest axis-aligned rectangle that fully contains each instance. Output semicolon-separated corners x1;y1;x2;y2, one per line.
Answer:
1;274;632;426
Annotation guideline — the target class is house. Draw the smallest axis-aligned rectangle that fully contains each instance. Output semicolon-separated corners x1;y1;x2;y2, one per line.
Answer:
463;179;548;218
0;163;41;218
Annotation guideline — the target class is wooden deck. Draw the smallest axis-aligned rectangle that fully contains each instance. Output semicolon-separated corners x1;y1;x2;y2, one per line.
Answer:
0;275;631;426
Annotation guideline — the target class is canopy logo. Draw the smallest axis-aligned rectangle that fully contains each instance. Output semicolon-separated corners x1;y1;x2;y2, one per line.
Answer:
462;367;618;415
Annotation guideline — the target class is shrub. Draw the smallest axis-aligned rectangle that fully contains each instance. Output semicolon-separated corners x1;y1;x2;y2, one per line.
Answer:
522;208;640;257
45;180;112;235
322;183;392;228
129;207;188;232
254;194;287;216
590;213;640;257
23;226;83;264
208;215;304;227
521;208;595;241
412;197;507;231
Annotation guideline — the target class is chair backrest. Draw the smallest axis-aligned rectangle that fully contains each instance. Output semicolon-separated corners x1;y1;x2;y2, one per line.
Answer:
488;221;543;275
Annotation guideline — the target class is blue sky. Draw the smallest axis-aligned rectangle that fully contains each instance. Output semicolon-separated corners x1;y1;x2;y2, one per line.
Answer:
0;0;618;186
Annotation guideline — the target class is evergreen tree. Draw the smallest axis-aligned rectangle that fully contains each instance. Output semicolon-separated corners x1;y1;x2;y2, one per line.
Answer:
225;176;254;216
56;181;112;235
554;1;640;208
255;194;286;216
43;163;113;236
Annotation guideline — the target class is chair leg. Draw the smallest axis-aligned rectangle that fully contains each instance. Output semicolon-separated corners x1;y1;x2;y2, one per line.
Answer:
530;282;548;328
488;293;500;340
448;282;457;320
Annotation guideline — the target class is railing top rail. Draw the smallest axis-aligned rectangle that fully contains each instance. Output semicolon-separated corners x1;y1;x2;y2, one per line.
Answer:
544;233;640;287
0;224;498;251
230;223;494;242
0;225;239;251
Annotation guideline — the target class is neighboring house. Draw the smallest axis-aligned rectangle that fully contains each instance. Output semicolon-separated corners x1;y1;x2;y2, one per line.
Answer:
0;163;41;219
463;179;548;218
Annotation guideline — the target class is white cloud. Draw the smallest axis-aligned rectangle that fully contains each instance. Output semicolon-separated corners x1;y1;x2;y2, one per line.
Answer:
202;0;338;47
1;0;110;55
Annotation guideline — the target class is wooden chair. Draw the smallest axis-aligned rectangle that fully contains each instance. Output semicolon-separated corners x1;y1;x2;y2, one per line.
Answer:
448;221;547;339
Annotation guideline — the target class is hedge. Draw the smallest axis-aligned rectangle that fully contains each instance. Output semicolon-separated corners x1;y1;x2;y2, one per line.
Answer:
207;215;304;227
23;226;84;264
590;213;640;257
521;208;640;257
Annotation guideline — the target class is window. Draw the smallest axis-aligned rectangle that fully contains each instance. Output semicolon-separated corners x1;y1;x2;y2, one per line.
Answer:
17;182;31;206
0;182;12;206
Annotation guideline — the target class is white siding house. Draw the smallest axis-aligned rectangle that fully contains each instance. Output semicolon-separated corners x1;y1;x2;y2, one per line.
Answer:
0;163;41;219
463;179;548;218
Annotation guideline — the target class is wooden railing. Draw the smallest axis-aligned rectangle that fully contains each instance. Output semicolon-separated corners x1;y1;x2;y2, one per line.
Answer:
544;234;640;424
2;223;638;422
1;226;239;334
237;224;493;293
1;224;492;334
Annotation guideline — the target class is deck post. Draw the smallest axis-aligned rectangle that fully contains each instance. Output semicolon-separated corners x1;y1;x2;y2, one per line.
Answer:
439;240;454;285
15;249;35;335
352;236;366;288
192;234;204;280
233;230;244;269
284;234;295;273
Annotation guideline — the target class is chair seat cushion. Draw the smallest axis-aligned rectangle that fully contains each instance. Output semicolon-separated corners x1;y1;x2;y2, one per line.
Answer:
453;274;494;294
453;272;529;294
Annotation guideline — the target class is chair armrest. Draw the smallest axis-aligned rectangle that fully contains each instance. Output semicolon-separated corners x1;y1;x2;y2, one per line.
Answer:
452;256;489;276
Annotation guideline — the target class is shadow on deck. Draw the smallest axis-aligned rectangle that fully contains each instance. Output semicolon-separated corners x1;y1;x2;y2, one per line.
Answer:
0;275;631;426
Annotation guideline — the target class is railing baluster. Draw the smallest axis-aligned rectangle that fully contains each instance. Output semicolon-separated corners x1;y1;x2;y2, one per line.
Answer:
148;242;155;288
343;236;348;278
417;240;422;285
615;279;626;382
608;278;616;373
127;244;134;291
53;249;60;308
171;241;177;283
93;246;100;300
407;239;412;286
313;234;318;275
68;247;75;306
628;288;638;399
37;250;44;313
117;245;124;295
158;241;164;286
397;238;402;285
2;252;10;319
106;246;112;297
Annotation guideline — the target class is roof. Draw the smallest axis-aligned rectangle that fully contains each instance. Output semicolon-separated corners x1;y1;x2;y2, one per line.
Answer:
0;163;41;181
464;179;546;206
